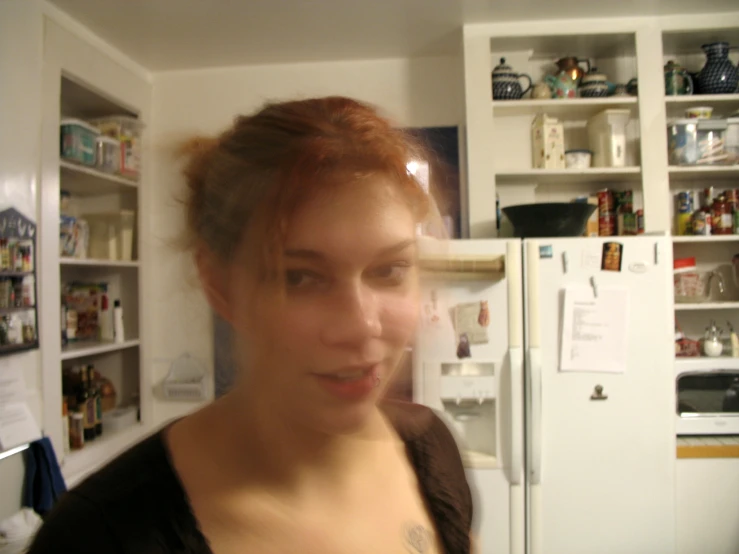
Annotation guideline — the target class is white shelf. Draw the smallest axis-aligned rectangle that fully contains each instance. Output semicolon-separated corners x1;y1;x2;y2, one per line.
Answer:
666;94;739;105
672;235;739;243
62;422;146;485
61;339;140;361
61;257;139;268
675;302;739;311
462;450;498;469
668;166;739;182
60;161;138;196
496;167;641;185
675;357;739;371
492;97;638;118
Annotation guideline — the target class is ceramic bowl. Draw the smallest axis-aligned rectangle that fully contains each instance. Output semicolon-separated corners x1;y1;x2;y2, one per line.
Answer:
685;106;714;119
565;149;593;169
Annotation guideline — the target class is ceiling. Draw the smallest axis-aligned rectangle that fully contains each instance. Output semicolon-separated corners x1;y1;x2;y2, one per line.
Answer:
48;0;739;71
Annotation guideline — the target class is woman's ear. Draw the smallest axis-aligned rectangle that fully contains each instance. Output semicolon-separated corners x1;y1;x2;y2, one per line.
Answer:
195;245;233;324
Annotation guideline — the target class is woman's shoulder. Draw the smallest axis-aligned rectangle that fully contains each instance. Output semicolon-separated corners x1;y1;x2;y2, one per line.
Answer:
27;429;208;554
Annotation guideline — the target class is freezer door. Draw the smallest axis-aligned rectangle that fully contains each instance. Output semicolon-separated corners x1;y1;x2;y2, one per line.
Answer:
524;237;676;554
412;238;524;554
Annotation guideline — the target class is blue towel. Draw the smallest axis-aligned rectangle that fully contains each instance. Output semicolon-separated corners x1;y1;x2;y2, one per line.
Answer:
22;438;67;516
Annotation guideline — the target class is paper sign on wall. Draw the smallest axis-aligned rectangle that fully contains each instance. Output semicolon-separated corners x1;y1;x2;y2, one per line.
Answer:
560;286;629;373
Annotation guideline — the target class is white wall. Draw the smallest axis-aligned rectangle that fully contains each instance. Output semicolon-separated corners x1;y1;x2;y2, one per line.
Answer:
149;55;464;423
0;0;44;522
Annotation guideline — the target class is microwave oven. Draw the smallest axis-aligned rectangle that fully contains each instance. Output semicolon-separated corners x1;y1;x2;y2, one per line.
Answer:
675;359;739;435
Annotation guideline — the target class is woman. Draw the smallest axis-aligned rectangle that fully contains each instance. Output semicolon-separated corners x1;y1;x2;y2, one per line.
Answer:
29;97;474;553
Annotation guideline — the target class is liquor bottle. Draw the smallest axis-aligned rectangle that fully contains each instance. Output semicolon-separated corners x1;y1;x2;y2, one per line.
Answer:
78;366;96;442
90;366;103;436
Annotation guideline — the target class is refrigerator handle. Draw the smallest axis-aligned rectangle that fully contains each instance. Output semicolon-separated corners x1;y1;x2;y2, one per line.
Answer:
528;346;543;485
508;346;524;485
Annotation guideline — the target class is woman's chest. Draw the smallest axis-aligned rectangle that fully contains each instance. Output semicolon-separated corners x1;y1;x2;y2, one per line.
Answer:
196;475;443;554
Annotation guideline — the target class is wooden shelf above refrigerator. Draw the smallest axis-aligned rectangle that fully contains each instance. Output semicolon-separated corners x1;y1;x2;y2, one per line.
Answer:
418;254;505;281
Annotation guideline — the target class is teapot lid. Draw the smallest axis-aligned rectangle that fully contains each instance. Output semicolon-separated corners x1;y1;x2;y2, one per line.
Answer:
664;60;684;70
493;57;515;76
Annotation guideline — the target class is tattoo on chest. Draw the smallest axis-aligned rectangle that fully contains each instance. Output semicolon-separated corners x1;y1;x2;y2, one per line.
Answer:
402;521;433;553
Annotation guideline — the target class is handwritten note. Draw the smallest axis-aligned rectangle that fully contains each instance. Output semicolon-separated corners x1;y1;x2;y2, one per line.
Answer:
560;286;629;373
0;359;26;405
0;402;41;450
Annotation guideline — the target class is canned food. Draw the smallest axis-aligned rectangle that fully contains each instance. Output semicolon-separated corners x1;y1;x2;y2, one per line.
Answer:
636;209;644;234
618;212;638;235
614;190;634;213
599;212;615;236
734;209;739;235
677;191;693;214
692;211;709;235
597;190;613;216
676;212;692;235
726;189;739;214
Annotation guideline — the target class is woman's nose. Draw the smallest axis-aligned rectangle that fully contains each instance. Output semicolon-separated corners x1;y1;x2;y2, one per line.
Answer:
320;284;382;347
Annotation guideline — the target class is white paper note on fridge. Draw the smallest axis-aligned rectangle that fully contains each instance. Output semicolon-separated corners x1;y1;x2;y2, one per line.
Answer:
560;285;629;373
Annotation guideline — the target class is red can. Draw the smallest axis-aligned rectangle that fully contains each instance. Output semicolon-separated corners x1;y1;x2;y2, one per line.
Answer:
636;209;644;234
599;212;615;236
597;189;613;216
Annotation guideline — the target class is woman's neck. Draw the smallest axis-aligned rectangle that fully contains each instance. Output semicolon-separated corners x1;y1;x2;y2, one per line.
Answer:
209;389;395;493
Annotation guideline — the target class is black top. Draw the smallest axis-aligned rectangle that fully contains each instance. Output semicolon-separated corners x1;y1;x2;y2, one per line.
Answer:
28;402;473;553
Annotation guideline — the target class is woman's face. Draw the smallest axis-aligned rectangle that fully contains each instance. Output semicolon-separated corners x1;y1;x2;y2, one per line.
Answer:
228;177;421;434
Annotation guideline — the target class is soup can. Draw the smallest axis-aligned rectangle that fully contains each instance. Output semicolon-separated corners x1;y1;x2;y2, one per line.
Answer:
597;189;613;216
599;212;615;236
636;209;644;234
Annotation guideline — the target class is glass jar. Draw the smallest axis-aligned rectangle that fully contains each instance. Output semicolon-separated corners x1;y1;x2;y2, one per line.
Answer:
712;196;732;235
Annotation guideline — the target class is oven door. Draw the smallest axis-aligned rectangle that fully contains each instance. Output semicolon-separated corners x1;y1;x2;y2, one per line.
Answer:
676;370;739;435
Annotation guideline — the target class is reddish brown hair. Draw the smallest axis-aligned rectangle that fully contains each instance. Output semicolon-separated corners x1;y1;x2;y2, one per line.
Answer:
179;96;435;276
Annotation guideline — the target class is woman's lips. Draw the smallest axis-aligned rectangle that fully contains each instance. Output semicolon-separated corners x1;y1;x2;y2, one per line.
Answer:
312;364;380;401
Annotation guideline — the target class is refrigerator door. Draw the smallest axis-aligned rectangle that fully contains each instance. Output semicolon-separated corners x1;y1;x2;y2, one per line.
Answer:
413;238;524;554
524;236;676;554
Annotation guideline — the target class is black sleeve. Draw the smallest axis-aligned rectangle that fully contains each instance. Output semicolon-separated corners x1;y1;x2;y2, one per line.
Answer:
427;411;475;533
27;491;122;554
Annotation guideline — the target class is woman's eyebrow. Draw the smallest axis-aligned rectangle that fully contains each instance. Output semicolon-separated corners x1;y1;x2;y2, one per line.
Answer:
284;239;416;261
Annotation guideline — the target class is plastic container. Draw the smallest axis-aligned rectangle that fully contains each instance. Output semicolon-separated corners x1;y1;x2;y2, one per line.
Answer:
673;257;724;303
89;116;144;179
60;118;99;166
95;135;121;174
564;149;593;169
101;406;138;432
668;118;728;165
587;109;631;168
726;117;739;165
685;106;714;119
84;210;135;261
531;114;565;169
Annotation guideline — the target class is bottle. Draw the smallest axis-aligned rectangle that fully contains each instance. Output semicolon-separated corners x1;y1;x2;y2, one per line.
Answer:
99;292;114;341
113;299;124;343
729;321;739;358
91;366;103;436
78;366;96;442
62;398;70;454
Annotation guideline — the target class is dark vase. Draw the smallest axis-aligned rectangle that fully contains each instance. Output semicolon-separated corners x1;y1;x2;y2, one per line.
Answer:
697;42;739;95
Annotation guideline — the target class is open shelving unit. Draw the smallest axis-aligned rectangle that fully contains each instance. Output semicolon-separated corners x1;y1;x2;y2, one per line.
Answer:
40;24;152;485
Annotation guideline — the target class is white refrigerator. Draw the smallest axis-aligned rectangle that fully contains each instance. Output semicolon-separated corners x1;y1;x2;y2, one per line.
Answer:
413;236;676;554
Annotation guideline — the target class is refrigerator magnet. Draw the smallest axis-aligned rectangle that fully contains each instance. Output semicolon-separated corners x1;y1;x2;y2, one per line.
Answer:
601;242;623;272
456;333;471;359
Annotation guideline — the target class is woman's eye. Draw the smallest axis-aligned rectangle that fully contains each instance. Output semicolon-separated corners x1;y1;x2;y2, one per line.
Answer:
285;270;323;289
369;264;410;284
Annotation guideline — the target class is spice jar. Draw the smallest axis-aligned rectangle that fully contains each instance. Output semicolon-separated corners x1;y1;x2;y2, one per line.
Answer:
69;411;84;450
712;195;732;235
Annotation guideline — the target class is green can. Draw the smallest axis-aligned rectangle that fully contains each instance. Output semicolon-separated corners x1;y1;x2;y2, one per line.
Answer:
734;209;739;235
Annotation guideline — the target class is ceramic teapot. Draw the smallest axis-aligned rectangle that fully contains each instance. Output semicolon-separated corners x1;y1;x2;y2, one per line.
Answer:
492;58;532;100
697;42;738;95
579;67;615;97
545;57;591;99
664;60;694;96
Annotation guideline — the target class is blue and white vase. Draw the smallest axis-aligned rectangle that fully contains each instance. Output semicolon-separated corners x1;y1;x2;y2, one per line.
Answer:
492;58;532;100
697;42;738;95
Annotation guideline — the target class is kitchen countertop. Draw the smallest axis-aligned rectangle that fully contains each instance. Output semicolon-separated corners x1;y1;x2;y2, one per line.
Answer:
677;436;739;459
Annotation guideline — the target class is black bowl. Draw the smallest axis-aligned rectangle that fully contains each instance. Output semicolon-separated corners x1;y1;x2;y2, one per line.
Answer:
502;202;597;238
